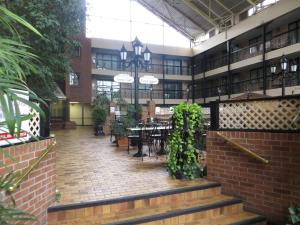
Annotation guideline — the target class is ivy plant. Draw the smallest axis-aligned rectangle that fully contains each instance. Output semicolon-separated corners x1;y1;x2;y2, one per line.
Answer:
287;204;300;225
167;103;204;180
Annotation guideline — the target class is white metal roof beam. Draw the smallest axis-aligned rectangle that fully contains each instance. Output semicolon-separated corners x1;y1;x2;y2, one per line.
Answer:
196;0;222;19
182;0;218;27
162;0;206;32
215;0;233;15
246;0;257;7
137;0;195;39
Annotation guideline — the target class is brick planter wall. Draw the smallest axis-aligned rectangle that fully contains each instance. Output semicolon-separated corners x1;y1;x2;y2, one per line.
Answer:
0;138;56;225
206;131;300;225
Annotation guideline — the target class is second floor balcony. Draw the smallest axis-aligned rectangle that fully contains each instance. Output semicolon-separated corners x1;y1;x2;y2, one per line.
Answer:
93;59;192;76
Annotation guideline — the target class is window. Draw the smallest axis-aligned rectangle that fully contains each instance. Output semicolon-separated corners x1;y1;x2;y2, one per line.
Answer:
72;46;81;58
96;53;120;70
250;68;263;90
96;80;120;100
289;22;298;45
265;32;272;51
165;59;181;75
165;82;181;99
69;72;79;86
249;36;261;55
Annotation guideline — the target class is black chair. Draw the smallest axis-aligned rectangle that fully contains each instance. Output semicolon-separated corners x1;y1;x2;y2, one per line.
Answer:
147;123;163;158
127;123;142;154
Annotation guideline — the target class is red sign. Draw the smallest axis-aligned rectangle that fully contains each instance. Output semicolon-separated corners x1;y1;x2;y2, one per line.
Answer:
0;131;28;141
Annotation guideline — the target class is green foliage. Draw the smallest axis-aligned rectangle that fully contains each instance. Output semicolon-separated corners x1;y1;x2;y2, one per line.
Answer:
287;204;300;225
0;171;36;224
167;103;204;180
4;0;85;99
91;94;110;125
112;101;139;137
0;5;45;224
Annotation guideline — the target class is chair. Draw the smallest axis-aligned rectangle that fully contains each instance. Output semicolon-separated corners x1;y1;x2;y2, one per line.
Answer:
127;132;139;154
148;123;163;158
127;123;143;154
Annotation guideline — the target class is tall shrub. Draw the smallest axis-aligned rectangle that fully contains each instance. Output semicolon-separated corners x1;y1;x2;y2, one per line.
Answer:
91;94;110;125
167;103;204;179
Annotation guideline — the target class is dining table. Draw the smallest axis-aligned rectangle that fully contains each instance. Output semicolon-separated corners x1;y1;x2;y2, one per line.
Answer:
127;125;172;157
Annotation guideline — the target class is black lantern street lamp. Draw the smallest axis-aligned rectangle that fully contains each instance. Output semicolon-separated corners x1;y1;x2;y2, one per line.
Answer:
271;55;298;97
119;37;151;121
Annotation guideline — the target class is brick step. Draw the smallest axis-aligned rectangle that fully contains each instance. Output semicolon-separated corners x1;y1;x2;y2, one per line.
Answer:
47;181;266;225
48;181;221;224
101;195;242;224
183;212;266;225
103;196;243;225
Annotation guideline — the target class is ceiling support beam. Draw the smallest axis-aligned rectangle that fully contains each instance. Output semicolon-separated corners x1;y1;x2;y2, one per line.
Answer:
182;0;218;27
136;0;194;39
195;0;222;19
246;0;257;7
215;0;233;15
162;0;205;32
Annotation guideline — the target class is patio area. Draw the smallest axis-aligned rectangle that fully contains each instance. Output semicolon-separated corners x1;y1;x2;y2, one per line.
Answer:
54;126;209;205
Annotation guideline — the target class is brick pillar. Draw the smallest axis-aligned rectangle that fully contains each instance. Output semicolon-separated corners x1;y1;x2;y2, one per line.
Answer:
147;100;156;118
103;102;116;135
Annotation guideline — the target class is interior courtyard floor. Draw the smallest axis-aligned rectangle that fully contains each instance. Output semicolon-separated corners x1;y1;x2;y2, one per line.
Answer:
53;126;209;206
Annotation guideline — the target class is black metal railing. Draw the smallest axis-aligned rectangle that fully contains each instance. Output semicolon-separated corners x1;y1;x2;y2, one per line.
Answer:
93;59;192;76
95;88;188;100
231;41;263;63
267;27;300;52
206;54;228;71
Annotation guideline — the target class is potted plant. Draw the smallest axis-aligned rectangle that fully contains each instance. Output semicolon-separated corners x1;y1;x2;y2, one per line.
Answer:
112;116;132;147
166;103;204;180
111;95;142;147
91;94;110;136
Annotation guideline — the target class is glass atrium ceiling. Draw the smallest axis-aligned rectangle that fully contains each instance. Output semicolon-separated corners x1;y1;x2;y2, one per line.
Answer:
86;0;191;48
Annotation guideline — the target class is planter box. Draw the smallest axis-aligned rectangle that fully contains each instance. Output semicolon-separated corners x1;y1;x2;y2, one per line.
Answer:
116;136;128;147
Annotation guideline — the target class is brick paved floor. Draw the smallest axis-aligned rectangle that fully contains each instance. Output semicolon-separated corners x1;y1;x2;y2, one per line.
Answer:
53;127;209;205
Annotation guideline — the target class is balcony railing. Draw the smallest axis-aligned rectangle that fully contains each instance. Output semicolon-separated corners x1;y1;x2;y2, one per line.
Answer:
93;59;192;76
94;88;188;100
231;41;263;63
206;54;228;71
267;27;300;52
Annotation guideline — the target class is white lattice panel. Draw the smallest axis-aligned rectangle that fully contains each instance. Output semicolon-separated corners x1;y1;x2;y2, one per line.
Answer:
29;108;40;137
219;98;300;130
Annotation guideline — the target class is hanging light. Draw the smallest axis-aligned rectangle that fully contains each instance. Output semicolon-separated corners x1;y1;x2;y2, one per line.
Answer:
114;73;134;83
291;61;298;72
132;37;143;56
280;55;288;71
139;75;159;85
120;44;127;61
143;46;151;62
270;64;277;74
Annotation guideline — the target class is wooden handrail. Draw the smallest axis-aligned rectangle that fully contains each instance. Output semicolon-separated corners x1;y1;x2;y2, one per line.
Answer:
216;132;269;164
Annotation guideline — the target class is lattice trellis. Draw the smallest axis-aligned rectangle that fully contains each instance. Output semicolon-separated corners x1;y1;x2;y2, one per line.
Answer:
29;108;40;137
219;98;300;130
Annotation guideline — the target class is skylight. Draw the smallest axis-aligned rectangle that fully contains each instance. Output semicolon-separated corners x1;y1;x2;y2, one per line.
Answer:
86;0;191;48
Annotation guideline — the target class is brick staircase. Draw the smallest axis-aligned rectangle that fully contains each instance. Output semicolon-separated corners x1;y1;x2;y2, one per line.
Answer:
47;181;266;225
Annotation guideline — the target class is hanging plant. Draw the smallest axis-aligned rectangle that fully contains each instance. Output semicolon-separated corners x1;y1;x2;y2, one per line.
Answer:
167;103;204;180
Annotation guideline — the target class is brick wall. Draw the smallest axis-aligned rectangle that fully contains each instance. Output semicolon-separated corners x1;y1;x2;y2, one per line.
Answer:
206;131;300;224
0;138;56;225
66;35;92;104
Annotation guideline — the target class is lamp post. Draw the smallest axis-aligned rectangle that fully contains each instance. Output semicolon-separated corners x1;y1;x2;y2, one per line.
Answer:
186;87;190;102
270;55;297;97
120;37;151;121
149;85;153;101
217;88;221;101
